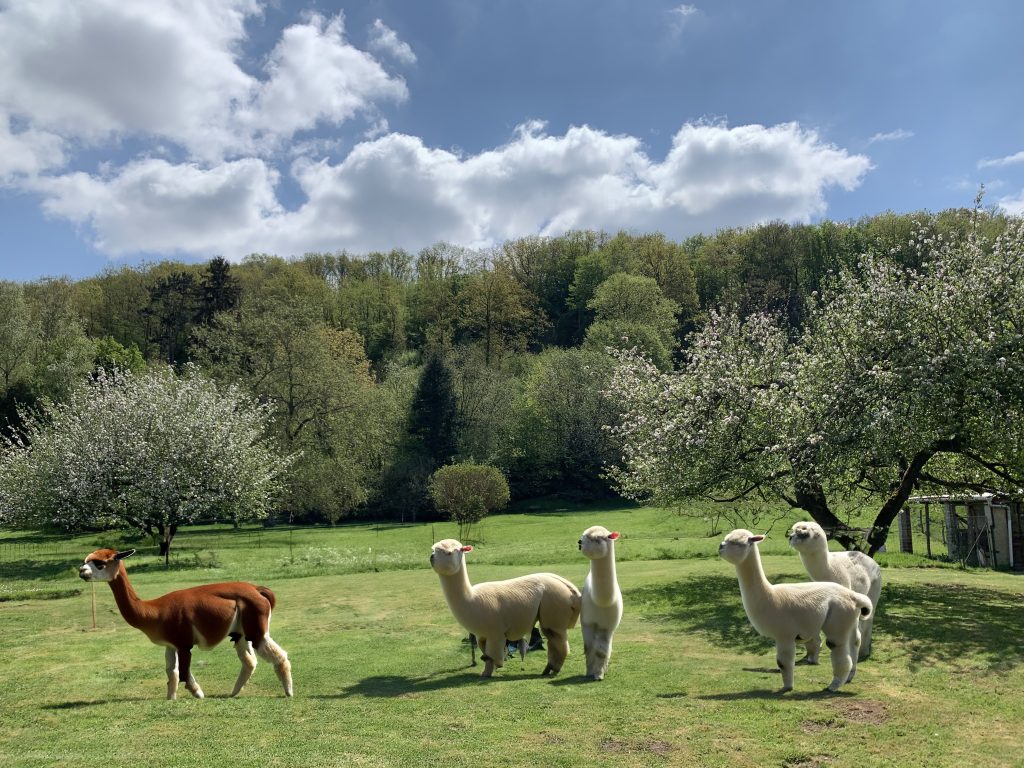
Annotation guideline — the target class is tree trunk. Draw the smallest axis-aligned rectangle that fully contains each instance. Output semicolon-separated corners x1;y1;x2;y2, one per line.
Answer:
794;481;863;551
866;450;934;557
158;524;178;567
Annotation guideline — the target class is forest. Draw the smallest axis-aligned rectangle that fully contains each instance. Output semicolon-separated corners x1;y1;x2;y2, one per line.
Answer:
0;207;1016;530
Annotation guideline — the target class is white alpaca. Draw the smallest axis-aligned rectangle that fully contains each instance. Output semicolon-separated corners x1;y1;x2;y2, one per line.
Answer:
718;529;872;693
430;539;581;678
789;521;882;661
579;526;623;680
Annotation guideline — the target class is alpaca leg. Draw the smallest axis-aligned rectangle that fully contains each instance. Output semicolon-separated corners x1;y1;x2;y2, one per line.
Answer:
826;634;854;691
846;626;861;683
596;631;613;681
799;634;821;665
587;627;611;680
858;616;873;660
165;647;179;700
517;638;528;661
775;639;796;693
541;628;569;676
231;639;258;697
582;623;597;678
255;636;293;697
480;635;505;678
178;647;204;699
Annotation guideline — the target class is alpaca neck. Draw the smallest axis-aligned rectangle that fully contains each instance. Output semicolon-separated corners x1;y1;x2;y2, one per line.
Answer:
798;547;831;580
438;566;474;611
106;565;152;629
734;550;773;608
588;550;619;603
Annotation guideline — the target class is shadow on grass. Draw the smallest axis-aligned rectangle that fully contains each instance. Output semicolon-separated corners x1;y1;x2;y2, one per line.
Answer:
697;689;855;702
0;559;77;581
626;574;1024;673
41;698;152;710
625;574;775;655
877;581;1024;672
317;669;523;698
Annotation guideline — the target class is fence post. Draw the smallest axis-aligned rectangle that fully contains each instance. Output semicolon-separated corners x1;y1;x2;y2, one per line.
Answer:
897;508;913;553
924;502;932;558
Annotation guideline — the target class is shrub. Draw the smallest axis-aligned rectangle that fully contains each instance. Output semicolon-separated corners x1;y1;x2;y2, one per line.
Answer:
428;462;510;540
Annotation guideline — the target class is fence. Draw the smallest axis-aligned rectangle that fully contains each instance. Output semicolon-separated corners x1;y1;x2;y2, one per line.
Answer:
895;504;951;560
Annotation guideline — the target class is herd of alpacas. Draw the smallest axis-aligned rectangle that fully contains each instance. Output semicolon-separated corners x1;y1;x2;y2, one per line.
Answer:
77;520;881;699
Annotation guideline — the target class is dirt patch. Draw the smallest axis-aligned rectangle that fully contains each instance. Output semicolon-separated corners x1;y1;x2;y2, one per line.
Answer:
600;738;673;756
801;715;844;734
784;756;834;768
833;698;889;726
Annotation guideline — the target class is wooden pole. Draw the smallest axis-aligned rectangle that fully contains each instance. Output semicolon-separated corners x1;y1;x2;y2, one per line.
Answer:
925;502;932;559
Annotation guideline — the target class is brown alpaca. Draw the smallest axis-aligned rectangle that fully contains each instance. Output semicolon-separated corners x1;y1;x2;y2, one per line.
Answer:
79;548;293;700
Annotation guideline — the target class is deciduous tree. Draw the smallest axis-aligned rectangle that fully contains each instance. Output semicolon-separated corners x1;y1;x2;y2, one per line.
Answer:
0;366;291;563
610;217;1024;554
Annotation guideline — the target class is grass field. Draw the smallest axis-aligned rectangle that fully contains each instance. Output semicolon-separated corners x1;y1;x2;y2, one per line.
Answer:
2;503;1022;767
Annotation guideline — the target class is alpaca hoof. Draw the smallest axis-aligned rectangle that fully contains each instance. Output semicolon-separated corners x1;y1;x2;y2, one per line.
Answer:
795;657;818;666
777;685;793;694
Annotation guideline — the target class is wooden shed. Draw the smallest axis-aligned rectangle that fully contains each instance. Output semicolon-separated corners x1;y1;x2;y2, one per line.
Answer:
907;493;1024;570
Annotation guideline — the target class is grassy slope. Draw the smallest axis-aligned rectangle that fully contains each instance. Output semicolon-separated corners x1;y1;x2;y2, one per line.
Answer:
1;505;1022;768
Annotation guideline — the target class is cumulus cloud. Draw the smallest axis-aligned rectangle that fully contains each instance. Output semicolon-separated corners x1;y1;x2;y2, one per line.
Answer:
0;3;871;263
33;121;871;258
0;114;66;181
0;1;406;162
368;19;417;65
997;190;1024;216
978;150;1024;169
868;129;914;144
32;158;281;255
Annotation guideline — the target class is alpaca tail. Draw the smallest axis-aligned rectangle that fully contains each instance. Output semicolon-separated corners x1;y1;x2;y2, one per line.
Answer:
257;586;277;611
855;593;872;620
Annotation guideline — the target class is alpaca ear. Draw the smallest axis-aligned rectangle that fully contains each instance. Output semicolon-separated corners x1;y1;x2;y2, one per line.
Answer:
114;549;135;560
749;535;765;544
461;545;473;553
607;532;620;540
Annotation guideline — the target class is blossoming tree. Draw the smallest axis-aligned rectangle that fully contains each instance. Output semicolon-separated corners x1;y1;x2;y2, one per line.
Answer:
609;217;1024;554
0;365;294;563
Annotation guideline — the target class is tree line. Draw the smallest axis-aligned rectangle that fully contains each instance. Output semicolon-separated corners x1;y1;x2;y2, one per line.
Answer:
0;206;1018;542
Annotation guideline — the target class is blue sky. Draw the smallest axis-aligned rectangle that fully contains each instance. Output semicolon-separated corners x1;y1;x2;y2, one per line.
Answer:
1;0;1023;282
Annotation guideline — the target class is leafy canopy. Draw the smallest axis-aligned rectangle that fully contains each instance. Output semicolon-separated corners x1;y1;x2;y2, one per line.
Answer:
0;365;293;557
609;218;1024;553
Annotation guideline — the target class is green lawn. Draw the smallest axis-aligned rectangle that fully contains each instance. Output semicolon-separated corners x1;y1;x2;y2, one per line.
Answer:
1;504;1022;767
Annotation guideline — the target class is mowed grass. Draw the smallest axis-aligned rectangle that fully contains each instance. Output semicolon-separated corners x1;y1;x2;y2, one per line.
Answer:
1;503;1022;768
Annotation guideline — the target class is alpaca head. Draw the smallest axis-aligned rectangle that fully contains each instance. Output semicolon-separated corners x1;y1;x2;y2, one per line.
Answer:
788;521;827;554
79;548;134;582
578;526;620;560
430;539;472;577
717;529;764;565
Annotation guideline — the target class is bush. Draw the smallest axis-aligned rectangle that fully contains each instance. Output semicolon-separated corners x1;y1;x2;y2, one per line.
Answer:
428;462;510;541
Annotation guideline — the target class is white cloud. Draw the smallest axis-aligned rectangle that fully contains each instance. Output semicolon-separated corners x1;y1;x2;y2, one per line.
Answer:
978;150;1024;169
0;114;66;181
364;118;391;140
368;19;417;65
868;129;914;144
997;190;1024;216
32;121;871;259
668;4;700;35
33;158;281;255
0;2;406;162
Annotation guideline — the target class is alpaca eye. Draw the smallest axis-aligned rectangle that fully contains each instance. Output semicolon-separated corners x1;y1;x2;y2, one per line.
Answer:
95;562;105;569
